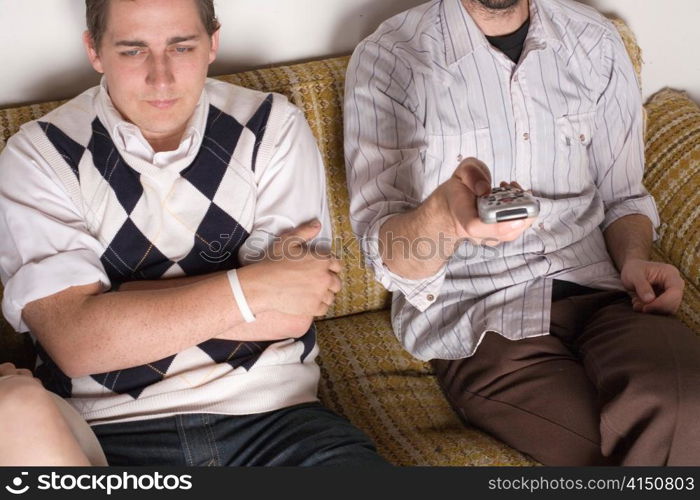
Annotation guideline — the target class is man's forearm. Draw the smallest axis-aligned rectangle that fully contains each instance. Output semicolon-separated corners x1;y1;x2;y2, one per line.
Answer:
379;189;460;280
603;214;653;271
24;274;249;378
119;271;314;341
117;272;224;292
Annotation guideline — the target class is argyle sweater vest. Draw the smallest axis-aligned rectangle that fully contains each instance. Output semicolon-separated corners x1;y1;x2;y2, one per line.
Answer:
20;80;320;425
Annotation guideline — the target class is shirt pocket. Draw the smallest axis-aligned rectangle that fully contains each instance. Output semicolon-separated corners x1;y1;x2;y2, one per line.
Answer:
423;128;492;197
554;112;596;194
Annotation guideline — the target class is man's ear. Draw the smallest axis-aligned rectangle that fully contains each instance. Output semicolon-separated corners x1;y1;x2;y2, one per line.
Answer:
82;30;104;73
208;29;220;65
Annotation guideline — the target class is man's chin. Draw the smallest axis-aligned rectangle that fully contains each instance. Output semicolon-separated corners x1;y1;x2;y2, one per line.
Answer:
137;109;185;128
132;116;187;140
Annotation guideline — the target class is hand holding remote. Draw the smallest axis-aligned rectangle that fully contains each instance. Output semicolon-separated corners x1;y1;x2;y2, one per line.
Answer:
477;183;540;224
437;159;535;246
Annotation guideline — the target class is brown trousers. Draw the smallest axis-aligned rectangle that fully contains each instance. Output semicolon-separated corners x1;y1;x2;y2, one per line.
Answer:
431;290;700;465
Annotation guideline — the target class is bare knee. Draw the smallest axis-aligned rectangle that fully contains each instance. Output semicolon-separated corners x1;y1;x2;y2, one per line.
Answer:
0;376;54;416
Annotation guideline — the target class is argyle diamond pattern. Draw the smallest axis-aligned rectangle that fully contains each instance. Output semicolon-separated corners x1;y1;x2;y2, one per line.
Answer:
33;97;309;400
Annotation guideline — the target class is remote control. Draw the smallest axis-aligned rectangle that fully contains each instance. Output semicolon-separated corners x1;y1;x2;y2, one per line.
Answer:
477;186;540;224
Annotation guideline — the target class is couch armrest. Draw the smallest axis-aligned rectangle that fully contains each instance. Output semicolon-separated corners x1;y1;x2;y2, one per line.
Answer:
643;89;700;333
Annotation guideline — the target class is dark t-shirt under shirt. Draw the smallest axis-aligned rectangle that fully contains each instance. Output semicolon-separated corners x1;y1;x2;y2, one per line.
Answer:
485;17;531;63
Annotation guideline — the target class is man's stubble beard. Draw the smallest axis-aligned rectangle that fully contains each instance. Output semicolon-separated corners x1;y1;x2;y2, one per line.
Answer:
471;0;522;11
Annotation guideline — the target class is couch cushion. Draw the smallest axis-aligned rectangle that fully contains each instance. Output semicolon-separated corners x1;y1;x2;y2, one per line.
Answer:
316;310;536;465
644;89;700;333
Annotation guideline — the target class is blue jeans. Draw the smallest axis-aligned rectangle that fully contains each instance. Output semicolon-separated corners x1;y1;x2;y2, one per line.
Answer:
92;402;388;466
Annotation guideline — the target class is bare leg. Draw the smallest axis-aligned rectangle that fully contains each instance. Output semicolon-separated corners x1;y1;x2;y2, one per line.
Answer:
0;367;91;466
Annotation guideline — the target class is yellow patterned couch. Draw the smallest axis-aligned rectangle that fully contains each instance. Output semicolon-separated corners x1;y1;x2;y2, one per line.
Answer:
0;22;698;465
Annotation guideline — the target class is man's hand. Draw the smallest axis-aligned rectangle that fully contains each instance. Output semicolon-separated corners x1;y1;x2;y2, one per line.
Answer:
378;157;536;280
438;157;535;246
620;258;685;315
237;220;342;318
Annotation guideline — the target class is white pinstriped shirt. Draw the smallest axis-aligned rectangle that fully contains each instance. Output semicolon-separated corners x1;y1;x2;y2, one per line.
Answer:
344;0;660;361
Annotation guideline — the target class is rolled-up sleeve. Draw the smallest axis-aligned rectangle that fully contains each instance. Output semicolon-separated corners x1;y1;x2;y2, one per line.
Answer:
0;132;110;332
361;213;447;312
591;29;661;236
344;41;446;312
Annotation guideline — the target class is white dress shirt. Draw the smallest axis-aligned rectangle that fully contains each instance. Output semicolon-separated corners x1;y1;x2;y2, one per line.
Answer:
344;0;660;360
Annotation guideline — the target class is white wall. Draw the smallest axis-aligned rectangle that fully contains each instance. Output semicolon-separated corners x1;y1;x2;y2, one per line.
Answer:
583;0;700;105
0;0;697;108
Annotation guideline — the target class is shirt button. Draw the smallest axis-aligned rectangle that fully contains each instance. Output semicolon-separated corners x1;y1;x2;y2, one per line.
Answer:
539;223;545;230
426;294;435;302
457;154;463;162
523;132;530;141
579;134;586;142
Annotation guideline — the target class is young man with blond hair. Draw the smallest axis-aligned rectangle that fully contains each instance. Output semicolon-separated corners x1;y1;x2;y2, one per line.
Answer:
0;0;385;466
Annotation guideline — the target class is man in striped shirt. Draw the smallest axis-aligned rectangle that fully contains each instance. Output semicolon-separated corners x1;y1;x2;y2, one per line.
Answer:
345;0;700;465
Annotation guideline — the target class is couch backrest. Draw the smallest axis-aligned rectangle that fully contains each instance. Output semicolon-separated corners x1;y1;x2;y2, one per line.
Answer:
0;19;642;334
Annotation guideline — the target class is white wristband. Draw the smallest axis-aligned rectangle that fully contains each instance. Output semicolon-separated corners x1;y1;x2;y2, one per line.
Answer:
226;269;256;323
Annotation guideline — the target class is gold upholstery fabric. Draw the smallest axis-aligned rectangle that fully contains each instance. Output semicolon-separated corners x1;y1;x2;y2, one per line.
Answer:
644;89;700;333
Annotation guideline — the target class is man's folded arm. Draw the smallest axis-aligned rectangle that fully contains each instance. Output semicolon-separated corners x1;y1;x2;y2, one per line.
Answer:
21;278;252;378
0;132;329;379
118;274;314;345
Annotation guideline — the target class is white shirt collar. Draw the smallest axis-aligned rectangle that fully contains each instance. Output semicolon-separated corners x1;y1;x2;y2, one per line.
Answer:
442;0;564;66
95;77;208;170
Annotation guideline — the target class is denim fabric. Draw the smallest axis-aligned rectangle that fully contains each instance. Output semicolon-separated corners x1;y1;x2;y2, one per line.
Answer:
92;402;389;466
